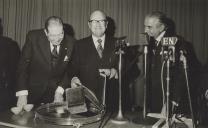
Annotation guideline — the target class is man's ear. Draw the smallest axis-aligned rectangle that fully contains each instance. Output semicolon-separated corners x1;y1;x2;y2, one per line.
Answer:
44;29;48;35
160;24;166;32
105;21;108;28
88;21;91;28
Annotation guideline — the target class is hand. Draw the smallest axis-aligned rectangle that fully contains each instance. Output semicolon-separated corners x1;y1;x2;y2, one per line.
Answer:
54;92;64;103
171;101;179;113
71;77;82;88
172;101;179;107
161;104;166;116
110;68;118;79
17;95;28;108
99;68;118;79
205;89;208;100
99;69;111;77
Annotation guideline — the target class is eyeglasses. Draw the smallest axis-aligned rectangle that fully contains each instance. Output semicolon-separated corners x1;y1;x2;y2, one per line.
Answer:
89;20;107;24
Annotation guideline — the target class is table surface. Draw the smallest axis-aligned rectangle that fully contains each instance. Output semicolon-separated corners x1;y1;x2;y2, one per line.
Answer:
0;109;156;128
0;110;207;128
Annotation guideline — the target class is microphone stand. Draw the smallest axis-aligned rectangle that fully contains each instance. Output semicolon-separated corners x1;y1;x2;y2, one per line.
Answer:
161;49;172;128
150;49;171;128
181;52;196;128
111;42;128;124
143;45;148;118
165;58;171;128
133;45;154;125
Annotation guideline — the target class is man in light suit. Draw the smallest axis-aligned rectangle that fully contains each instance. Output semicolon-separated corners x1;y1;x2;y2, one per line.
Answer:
70;10;118;111
16;16;75;107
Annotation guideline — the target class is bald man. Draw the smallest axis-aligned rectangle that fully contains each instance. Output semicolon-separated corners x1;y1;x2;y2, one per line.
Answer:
16;16;75;107
69;10;118;111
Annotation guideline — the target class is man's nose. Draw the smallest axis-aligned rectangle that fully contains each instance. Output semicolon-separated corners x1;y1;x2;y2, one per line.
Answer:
144;28;148;33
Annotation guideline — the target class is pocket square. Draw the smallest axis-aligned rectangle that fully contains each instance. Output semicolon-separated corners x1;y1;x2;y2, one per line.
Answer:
64;55;69;61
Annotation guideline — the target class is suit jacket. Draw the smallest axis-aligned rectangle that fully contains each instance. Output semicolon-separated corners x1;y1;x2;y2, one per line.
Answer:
0;36;20;110
147;32;187;113
69;35;117;103
16;29;75;104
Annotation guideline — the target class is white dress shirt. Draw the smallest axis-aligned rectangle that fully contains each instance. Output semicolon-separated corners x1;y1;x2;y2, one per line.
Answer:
155;31;166;46
92;34;105;49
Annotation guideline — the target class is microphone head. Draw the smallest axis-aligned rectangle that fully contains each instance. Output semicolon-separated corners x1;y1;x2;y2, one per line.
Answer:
115;37;127;50
161;37;178;46
116;36;127;40
139;33;149;45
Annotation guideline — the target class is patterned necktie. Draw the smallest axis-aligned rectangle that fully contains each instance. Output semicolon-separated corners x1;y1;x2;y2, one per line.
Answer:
97;39;103;58
153;40;159;55
52;45;58;58
51;45;58;68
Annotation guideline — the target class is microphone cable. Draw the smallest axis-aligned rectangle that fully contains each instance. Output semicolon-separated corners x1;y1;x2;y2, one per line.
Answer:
181;51;196;128
161;61;166;107
98;74;107;128
98;111;113;128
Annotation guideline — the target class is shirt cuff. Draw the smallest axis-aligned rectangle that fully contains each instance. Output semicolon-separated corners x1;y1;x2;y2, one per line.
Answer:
55;86;64;94
16;90;28;97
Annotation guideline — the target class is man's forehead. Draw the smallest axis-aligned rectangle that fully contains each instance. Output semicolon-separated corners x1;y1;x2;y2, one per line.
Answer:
145;17;160;26
90;11;106;20
48;25;63;34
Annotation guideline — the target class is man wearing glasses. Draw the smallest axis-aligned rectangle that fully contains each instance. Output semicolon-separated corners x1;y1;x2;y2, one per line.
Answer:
70;10;118;111
16;16;75;108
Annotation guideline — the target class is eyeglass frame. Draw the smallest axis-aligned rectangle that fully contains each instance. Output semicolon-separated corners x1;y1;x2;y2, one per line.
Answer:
88;20;107;24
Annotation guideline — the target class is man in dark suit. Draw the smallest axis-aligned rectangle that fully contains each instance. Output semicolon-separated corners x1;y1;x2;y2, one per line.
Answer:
70;10;118;111
16;16;75;108
144;12;187;115
0;34;20;111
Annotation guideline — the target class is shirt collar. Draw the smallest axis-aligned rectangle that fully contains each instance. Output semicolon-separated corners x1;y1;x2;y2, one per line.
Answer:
50;42;60;53
156;31;166;42
92;34;105;48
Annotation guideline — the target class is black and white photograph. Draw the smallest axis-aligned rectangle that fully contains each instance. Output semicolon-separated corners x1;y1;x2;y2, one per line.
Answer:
0;0;207;128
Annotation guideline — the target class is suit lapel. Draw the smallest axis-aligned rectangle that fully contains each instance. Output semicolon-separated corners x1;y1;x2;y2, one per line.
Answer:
89;36;101;60
103;36;110;57
89;36;113;60
102;36;114;59
57;39;68;64
38;30;51;65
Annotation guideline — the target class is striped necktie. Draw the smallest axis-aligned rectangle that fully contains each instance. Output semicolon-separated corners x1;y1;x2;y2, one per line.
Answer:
97;39;103;58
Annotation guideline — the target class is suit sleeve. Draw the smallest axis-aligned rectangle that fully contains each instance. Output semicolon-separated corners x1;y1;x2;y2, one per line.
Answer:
7;40;20;92
16;31;33;92
57;37;76;90
109;38;118;69
66;42;81;87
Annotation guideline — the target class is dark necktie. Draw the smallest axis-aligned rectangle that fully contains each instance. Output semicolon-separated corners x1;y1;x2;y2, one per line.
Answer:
51;45;58;68
52;45;58;58
152;39;160;55
96;39;103;58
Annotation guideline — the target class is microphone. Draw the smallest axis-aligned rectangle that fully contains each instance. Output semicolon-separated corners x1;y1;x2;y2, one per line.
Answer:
138;33;150;55
180;50;187;68
139;33;149;45
115;36;127;51
161;37;178;62
115;33;149;48
139;33;149;118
